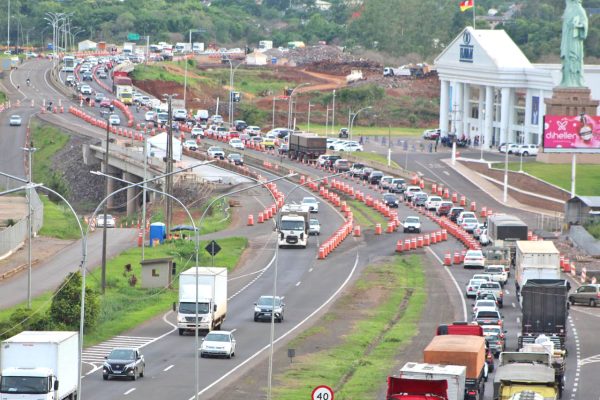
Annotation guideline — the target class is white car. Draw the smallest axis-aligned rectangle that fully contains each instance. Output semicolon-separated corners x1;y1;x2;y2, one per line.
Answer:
144;111;156;121
465;278;488;298
425;196;443;211
245;126;261;136
404;186;422;201
96;214;116;228
457;211;477;225
484;265;508;286
472;299;498;316
229;138;245;150
309;218;321;235
464;250;486;268
301;197;319;213
9;115;22;126
332;140;349;151
207;146;225;158
200;330;236;358
212;114;224;124
461;217;479;232
183;140;198;151
80;84;92;95
108;114;121;125
173;108;187;121
515;144;539;156
339;141;363;152
499;143;519;154
402;216;421;233
191;127;204;138
479;229;491;246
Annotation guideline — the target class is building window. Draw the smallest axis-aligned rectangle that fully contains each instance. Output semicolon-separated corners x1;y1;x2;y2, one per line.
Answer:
152;269;160;277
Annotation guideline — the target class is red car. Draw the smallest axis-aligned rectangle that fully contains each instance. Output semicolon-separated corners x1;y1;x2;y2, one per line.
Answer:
99;98;112;108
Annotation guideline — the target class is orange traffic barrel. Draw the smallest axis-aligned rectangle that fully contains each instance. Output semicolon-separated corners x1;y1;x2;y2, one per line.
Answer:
396;240;403;253
470;201;476;211
247;214;254;226
375;223;382;235
453;252;461;265
444;252;452;266
257;212;264;223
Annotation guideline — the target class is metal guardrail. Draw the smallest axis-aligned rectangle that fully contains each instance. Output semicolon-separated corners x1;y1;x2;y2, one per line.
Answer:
0;189;44;259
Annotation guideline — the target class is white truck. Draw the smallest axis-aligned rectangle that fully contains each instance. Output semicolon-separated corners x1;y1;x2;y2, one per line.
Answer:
278;204;310;248
397;362;466;400
175;42;192;53
0;331;79;400
192;42;205;53
346;69;364;83
516;240;560;293
177;267;228;335
123;42;136;55
258;40;273;51
383;66;411;77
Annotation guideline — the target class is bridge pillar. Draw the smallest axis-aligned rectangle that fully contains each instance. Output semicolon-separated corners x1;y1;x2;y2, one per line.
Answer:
123;172;140;217
102;162;118;209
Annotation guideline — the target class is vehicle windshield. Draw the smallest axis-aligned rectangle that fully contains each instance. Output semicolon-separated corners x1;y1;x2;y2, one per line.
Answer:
179;302;210;314
205;333;230;342
0;376;48;394
210;147;223;152
480;283;500;289
280;220;305;231
302;198;317;204
108;349;135;360
229;154;241;160
476;301;496;308
463;218;478;224
486;267;503;273
310;219;319;226
257;297;281;307
405;217;419;224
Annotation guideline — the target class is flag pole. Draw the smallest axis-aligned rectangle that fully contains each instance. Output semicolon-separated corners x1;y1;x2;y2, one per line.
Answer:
473;0;476;28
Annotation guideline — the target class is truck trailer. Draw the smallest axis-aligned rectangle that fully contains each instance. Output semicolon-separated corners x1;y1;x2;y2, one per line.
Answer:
515;241;560;293
177;267;228;335
493;352;558;400
397;363;466;400
386;376;449;400
486;214;528;254
288;133;327;162
0;331;79;400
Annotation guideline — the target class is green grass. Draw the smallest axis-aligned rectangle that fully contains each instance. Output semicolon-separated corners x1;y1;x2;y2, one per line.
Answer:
38;195;83;239
0;237;247;345
199;67;291;96
131;63;185;84
31;123;70;186
273;255;426;399
197;198;232;234
0;91;6;103
296;124;422;137
585;222;600;240
345;151;401;168
346;199;388;228
503;162;600;196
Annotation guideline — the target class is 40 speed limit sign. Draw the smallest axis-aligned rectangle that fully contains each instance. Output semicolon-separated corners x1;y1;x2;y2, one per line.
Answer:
311;385;334;400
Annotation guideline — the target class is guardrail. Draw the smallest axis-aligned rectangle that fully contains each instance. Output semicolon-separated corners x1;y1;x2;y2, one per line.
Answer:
0;189;44;260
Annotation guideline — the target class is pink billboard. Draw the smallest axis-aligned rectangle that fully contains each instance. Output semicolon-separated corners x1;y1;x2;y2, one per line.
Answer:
544;115;600;153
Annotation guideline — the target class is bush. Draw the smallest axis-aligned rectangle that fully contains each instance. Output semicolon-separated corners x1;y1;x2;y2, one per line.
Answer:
50;272;100;329
585;222;600;240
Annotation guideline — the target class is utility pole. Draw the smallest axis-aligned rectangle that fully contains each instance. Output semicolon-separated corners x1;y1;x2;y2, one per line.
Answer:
101;115;110;294
141;135;148;260
331;89;336;136
23;141;37;308
164;94;175;238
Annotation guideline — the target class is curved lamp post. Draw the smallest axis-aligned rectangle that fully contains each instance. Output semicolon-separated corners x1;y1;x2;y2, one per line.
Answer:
287;83;310;130
349;106;372;140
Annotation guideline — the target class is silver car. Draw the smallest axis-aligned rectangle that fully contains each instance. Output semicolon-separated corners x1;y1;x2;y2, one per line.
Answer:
309;218;321;236
465;278;488;298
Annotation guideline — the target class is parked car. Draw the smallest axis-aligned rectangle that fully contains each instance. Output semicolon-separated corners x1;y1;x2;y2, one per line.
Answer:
464;249;485;269
402;216;421;233
183;140;198;151
301;197;320;213
368;171;384;184
309;218;321;235
499;143;519;154
339;141;363;152
227;153;244;165
465;278;488;298
333;159;351;172
9;115;22;126
96;214;116;228
207;146;225;159
200;330;236;358
382;193;399;208
436;201;453;216
425;195;443;211
568;284;600;307
253;295;285;322
422;128;441;140
515;144;539;156
102;347;145;381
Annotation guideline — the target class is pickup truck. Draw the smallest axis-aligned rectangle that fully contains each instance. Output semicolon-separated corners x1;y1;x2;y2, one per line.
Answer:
207;146;225;159
484;265;508;286
103;348;145;380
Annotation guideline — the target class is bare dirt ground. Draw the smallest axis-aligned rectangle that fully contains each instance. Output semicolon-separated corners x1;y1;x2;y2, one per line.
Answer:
0;236;74;280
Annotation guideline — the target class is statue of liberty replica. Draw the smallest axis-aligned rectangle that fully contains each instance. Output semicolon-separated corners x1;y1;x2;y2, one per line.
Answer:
560;0;588;87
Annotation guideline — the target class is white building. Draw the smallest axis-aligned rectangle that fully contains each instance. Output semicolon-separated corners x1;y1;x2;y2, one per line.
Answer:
78;39;97;52
245;51;268;66
435;27;600;149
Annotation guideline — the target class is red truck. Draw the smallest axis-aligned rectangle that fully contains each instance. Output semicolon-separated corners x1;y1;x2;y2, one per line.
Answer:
387;377;448;400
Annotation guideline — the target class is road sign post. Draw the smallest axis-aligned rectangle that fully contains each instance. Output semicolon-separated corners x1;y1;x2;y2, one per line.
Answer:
311;385;334;400
205;240;221;267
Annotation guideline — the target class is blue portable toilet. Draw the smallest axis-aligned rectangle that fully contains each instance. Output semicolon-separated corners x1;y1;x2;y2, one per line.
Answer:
149;222;166;247
271;57;277;65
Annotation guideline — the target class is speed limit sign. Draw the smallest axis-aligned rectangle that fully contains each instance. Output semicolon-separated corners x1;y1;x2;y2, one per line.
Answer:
312;385;334;400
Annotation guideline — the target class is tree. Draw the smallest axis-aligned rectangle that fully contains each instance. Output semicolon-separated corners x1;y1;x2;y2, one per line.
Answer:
50;271;100;330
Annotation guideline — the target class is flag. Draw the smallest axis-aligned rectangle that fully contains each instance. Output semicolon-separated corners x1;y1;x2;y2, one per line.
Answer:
460;0;474;12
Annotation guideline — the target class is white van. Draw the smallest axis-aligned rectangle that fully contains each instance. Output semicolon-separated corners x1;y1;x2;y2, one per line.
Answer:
195;109;209;121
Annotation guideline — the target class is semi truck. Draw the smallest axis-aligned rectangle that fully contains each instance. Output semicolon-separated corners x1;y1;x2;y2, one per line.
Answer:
278;204;310;248
383;66;411;77
386;376;449;400
0;331;79;400
174;42;192;53
520;337;566;397
515;241;561;293
177;267;228;335
519;279;569;351
395;363;466;400
493;352;559;400
288;133;327;162
424;335;487;400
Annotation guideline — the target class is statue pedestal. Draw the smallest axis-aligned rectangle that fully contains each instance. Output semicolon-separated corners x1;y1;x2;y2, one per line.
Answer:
538;87;600;164
544;87;599;116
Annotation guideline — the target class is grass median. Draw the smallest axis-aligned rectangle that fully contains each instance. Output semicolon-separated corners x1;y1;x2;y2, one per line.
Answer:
296;124;422;137
346;199;388;228
272;255;425;399
0;237;247;345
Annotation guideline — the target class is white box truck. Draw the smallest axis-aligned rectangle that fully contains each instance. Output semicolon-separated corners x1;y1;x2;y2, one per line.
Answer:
0;331;79;400
278;204;310;248
397;362;466;400
258;40;273;52
177;267;228;335
516;240;560;293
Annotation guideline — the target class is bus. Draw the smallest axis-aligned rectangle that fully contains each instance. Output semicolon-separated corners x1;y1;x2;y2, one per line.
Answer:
62;56;75;72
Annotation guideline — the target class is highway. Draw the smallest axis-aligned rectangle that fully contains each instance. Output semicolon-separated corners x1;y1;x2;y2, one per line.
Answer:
0;57;593;399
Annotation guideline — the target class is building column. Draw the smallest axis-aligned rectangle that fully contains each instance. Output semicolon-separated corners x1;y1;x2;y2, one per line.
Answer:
477;86;485;141
462;83;470;138
439;79;450;136
124;172;140;217
451;82;463;135
485;85;494;149
524;90;533;144
537;89;547;145
500;87;511;145
507;88;516;143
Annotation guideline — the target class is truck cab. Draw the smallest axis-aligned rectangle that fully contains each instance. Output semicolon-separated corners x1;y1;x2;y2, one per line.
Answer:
278;204;310;248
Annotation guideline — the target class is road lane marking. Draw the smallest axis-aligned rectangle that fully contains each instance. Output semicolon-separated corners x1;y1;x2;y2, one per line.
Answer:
124;388;136;395
425;247;467;321
309;268;313;272
443;171;450;176
164;365;174;371
516;317;520;324
511;302;516;308
296;281;301;286
190;251;361;400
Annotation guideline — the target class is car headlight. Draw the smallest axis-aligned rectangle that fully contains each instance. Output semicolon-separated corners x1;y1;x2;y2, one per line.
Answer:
177;315;187;323
254;306;261;312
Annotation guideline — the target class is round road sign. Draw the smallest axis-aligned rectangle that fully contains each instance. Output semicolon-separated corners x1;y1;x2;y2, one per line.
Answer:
311;385;334;400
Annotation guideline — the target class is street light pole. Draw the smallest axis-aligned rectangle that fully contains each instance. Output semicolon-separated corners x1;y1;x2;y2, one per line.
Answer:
101;115;110;294
287;83;310;130
519;124;525;173
23;142;37;308
479;109;485;161
349;106;372;140
503;130;509;203
307;102;314;133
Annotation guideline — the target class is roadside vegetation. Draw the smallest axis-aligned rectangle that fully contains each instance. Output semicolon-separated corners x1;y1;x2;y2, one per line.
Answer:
585;222;600;240
38;195;82;240
0;237;247;345
31;123;71;199
273;255;425;399
297;124;422;137
506;162;600;196
0;91;6;103
346;199;388;228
